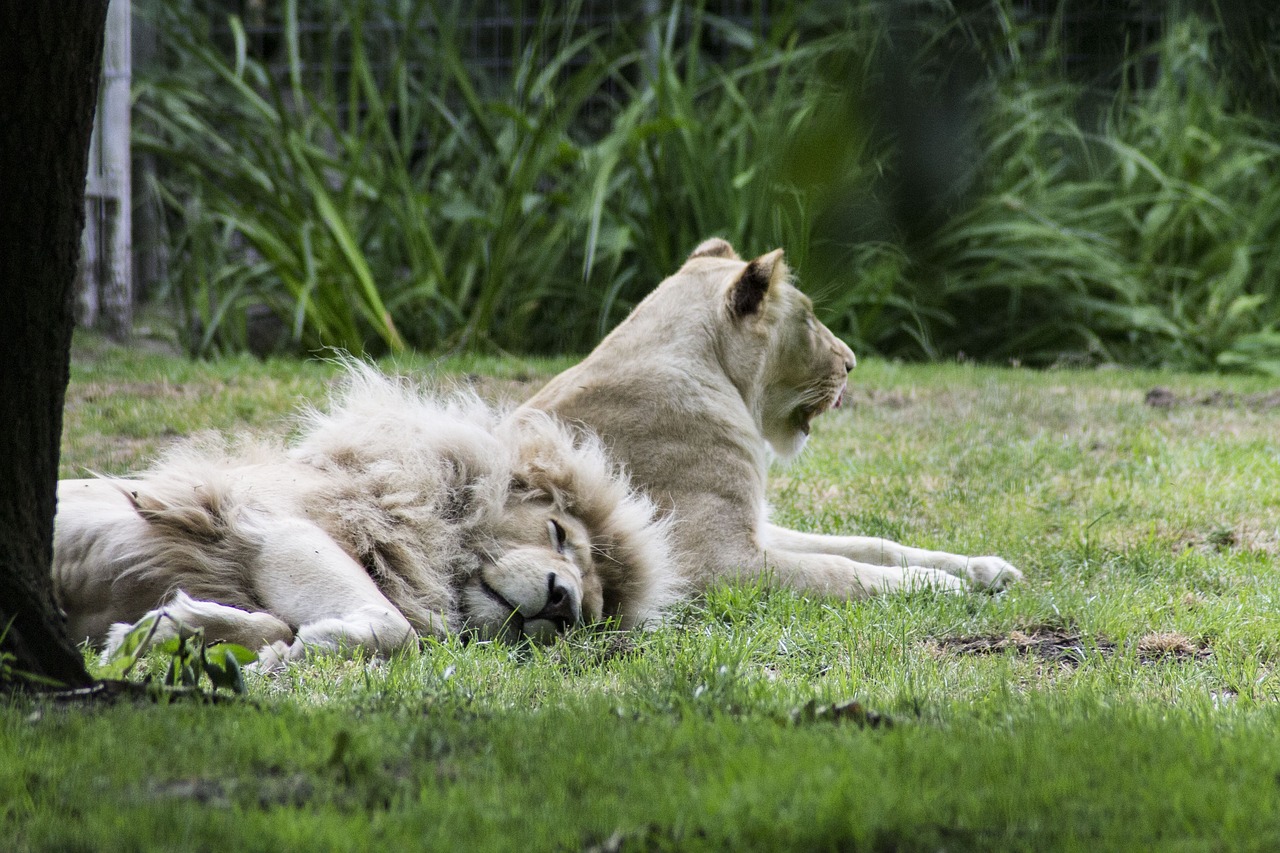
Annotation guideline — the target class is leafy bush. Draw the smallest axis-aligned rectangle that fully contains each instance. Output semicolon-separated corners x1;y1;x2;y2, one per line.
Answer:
908;15;1280;372
135;0;901;356
140;0;606;355
137;1;1280;373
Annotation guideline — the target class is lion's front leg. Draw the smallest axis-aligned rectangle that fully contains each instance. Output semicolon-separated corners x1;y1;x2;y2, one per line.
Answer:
763;524;1021;590
241;511;417;669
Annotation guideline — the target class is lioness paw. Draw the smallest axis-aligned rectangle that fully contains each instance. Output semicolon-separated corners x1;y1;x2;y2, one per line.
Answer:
962;557;1022;590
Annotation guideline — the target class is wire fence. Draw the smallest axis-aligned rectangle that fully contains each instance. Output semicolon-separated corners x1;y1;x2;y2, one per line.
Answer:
182;1;1176;88
90;0;1276;340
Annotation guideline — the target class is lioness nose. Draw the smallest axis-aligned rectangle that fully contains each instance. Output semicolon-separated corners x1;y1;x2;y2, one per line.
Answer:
536;572;581;629
835;341;856;374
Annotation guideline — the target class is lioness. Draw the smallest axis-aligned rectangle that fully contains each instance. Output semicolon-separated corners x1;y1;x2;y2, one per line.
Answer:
524;238;1021;597
54;364;679;667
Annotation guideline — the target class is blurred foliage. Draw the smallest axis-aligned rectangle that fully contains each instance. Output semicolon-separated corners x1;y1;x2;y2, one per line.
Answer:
137;0;1280;372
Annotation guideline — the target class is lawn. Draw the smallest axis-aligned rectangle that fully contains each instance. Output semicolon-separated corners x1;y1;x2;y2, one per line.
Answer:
5;330;1280;851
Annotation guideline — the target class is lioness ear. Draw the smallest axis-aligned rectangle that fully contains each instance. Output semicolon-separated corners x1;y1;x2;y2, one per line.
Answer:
688;237;740;261
729;248;786;318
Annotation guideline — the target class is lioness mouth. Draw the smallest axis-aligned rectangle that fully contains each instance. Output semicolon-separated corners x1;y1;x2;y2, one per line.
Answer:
798;383;847;435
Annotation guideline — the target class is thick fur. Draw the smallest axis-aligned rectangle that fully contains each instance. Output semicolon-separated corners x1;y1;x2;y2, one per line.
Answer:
523;238;1022;598
54;363;681;667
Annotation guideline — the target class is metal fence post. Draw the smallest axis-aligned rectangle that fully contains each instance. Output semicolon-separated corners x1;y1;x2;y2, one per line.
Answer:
78;0;132;339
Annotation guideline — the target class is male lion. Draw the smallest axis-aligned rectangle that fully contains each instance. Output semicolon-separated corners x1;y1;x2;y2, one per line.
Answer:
54;364;678;668
524;238;1021;598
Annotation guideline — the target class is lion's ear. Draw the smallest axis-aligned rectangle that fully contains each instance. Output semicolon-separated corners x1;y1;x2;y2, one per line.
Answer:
729;248;786;317
688;237;740;261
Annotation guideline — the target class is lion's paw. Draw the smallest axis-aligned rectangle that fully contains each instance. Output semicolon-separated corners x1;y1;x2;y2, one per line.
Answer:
246;639;304;673
962;557;1022;590
99;621;137;665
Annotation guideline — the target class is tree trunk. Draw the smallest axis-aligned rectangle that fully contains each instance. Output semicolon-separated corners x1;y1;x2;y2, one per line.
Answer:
0;4;110;689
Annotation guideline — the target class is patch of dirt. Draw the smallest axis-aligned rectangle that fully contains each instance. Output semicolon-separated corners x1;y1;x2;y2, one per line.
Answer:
1135;631;1206;659
1157;521;1279;558
544;632;639;675
1145;386;1280;411
788;697;892;728
931;625;1210;665
66;380;205;406
458;371;550;406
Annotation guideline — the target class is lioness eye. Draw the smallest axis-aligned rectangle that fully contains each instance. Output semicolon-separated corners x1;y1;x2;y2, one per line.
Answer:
804;315;816;331
547;519;569;555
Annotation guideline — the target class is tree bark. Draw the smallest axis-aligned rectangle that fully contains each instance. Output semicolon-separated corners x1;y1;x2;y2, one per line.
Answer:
0;4;110;689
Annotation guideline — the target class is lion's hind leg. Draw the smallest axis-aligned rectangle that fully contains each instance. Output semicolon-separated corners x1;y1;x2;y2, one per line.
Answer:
101;591;294;664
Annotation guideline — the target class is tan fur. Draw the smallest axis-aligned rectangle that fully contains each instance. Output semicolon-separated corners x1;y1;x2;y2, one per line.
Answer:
54;363;681;667
524;239;1022;597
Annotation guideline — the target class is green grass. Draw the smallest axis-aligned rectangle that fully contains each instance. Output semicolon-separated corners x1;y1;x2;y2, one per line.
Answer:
9;331;1280;849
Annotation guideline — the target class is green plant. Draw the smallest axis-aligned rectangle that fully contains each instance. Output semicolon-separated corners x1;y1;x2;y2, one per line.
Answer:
885;12;1280;372
137;1;1280;373
138;0;632;355
98;613;256;695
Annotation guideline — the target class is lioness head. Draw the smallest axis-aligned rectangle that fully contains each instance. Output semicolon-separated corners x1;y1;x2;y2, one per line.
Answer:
685;237;856;459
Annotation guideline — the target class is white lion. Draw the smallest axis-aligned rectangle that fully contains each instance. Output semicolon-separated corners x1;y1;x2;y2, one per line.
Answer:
53;363;680;667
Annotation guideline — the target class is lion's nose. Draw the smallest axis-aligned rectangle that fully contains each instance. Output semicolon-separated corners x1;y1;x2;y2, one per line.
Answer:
535;572;581;630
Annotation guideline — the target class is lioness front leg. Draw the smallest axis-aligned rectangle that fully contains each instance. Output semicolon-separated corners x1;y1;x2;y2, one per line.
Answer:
763;524;1021;590
738;547;968;598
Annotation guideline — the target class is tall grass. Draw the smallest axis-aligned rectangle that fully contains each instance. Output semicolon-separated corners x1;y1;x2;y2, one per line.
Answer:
907;14;1280;371
138;1;1280;373
137;0;644;355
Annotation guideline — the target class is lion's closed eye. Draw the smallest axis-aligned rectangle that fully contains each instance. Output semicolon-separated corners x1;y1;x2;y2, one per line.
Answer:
547;518;568;555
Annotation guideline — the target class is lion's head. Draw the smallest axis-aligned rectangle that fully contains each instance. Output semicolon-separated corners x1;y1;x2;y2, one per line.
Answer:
459;501;601;642
682;237;856;459
458;408;680;642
